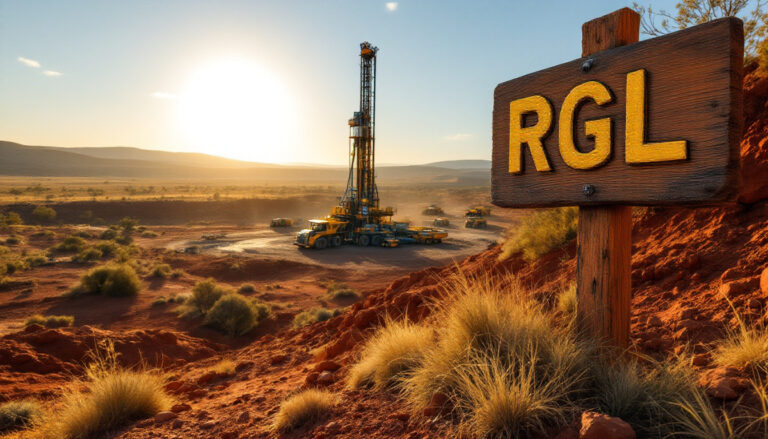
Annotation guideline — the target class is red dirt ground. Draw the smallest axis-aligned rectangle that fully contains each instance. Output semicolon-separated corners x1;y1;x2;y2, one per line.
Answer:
2;66;768;438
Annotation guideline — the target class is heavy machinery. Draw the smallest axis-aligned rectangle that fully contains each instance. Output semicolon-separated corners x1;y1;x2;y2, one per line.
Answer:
270;218;294;227
433;217;450;227
465;217;488;229
465;206;492;217
295;42;447;249
422;205;444;216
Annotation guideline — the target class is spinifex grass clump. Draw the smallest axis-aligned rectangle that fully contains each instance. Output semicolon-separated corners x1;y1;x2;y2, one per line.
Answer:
402;274;590;438
272;389;337;432
25;314;74;328
43;340;172;438
0;400;42;433
499;207;577;261
293;307;337;328
347;318;433;389
712;300;768;370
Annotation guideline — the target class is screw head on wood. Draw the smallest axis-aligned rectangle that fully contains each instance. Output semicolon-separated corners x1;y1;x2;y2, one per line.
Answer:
581;58;594;72
583;184;596;196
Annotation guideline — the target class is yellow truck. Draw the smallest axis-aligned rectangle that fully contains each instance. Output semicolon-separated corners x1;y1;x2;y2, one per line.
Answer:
270;218;294;227
465;206;492;217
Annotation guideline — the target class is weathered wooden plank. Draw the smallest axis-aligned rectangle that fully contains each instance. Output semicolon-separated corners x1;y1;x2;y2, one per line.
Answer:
492;16;743;207
576;9;636;349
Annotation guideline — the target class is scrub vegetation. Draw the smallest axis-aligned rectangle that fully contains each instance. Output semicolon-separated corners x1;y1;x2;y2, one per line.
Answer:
499;207;578;262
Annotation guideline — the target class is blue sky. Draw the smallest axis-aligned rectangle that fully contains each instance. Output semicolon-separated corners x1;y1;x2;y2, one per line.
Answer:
0;0;679;165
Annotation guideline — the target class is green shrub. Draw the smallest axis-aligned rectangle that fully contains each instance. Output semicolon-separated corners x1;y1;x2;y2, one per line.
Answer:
118;217;138;233
238;283;256;293
325;281;360;300
170;268;185;278
187;278;229;314
5;236;21;245
25;314;74;328
72;230;92;239
115;234;133;245
72;247;102;263
0;399;42;432
72;264;142;297
204;293;264;336
25;253;48;267
52;236;87;253
99;229;118;240
150;263;172;278
94;240;119;256
141;231;159;238
2;212;23;226
32;206;56;223
499;207;578;261
293;308;336;328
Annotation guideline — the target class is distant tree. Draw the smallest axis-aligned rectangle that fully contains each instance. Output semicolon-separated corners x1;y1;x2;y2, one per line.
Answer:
634;0;768;61
3;212;23;226
118;217;138;233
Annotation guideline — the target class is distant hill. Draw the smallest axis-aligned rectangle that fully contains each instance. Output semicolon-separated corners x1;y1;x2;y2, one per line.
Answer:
423;159;491;169
0;141;489;185
40;145;280;169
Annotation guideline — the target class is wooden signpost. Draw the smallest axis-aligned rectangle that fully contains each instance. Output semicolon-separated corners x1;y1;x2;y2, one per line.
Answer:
492;8;743;347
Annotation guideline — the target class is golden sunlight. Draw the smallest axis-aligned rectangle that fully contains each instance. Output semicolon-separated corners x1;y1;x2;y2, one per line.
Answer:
176;57;294;163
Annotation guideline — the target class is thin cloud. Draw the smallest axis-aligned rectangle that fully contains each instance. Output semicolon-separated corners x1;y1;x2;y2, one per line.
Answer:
43;70;62;77
18;56;40;68
444;133;471;141
386;2;398;11
151;91;177;99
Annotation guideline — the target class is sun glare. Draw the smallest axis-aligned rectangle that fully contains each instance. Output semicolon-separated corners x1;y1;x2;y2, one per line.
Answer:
176;57;294;163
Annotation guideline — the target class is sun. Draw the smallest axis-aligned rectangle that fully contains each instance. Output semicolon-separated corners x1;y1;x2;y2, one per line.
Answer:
176;57;294;163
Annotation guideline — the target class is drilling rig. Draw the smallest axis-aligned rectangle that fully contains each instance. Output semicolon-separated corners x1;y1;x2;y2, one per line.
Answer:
295;42;447;249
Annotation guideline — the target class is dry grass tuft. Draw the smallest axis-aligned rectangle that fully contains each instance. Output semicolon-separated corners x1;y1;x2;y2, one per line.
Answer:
712;301;768;369
499;207;577;261
272;389;337;432
0;400;42;432
211;359;236;376
42;340;172;438
399;273;590;438
556;283;577;315
347;318;433;390
25;314;74;328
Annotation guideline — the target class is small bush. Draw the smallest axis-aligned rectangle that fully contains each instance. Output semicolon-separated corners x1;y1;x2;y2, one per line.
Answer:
150;263;172;278
238;283;256;293
187;278;229;315
25;314;74;328
293;308;336;328
0;399;42;432
43;340;172;438
99;229;118;240
170;268;185;278
2;212;23;226
118;217;138;233
273;389;337;431
115;234;133;245
72;263;142;297
72;230;92;239
141;230;158;238
499;207;577;261
151;296;168;307
5;236;21;245
348;319;433;390
204;293;264;336
32;206;56;223
25;253;48;267
72;247;102;263
52;236;87;253
325;281;360;300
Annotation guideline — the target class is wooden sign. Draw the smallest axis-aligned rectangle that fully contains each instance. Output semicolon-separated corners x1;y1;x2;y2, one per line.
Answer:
492;16;743;208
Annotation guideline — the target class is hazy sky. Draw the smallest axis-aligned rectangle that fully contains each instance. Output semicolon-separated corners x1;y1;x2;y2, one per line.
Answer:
0;0;679;165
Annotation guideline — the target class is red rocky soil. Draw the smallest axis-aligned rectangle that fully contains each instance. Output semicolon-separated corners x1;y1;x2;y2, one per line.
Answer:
2;66;768;438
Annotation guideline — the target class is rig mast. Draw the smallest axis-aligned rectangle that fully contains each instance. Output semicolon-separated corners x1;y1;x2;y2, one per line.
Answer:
339;42;390;226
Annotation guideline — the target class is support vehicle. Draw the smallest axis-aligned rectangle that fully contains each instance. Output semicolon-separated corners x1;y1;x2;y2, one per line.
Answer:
465;217;488;229
270;218;294;227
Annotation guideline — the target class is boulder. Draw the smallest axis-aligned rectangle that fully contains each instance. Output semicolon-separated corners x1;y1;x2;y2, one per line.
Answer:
154;411;178;423
580;411;636;439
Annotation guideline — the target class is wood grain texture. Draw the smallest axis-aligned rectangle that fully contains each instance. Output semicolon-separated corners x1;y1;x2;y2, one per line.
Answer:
492;16;743;207
577;205;632;348
576;9;636;349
